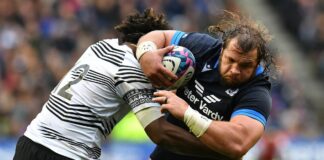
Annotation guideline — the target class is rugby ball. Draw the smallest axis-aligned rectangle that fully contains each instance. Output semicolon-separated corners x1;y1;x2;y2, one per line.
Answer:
162;46;195;90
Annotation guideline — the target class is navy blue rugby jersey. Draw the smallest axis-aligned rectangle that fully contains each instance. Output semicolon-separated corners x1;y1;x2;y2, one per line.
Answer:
150;31;272;160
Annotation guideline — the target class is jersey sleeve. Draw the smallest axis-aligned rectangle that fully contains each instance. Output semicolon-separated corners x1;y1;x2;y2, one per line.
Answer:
123;88;160;113
169;31;223;72
113;59;161;113
117;82;163;128
231;87;271;127
170;31;223;62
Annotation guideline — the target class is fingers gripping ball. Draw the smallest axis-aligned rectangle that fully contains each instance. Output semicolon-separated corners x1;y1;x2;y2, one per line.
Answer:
162;46;196;90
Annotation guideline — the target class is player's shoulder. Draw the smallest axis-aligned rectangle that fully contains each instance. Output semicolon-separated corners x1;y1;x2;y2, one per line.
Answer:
94;38;129;51
180;32;222;47
235;75;271;100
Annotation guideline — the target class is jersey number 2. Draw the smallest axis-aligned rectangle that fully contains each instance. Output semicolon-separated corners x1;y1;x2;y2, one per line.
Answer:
56;64;89;100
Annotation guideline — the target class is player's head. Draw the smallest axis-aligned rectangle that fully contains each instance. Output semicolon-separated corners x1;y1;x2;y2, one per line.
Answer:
114;8;172;44
208;11;276;87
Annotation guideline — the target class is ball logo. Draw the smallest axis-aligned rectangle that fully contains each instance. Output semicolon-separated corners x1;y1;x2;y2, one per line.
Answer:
162;46;196;90
162;59;176;72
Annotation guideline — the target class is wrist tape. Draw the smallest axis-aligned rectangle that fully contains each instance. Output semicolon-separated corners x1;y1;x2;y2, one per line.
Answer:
136;41;157;61
184;106;212;137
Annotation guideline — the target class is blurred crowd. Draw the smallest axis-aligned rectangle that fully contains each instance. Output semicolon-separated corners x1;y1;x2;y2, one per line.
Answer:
268;0;324;80
0;0;321;152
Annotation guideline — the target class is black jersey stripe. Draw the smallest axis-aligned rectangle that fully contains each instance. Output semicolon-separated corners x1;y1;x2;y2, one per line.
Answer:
115;80;150;86
107;119;115;133
48;98;97;119
88;70;110;80
51;95;93;113
115;65;150;85
95;42;124;62
90;46;120;66
47;100;101;123
47;97;108;133
70;71;106;85
84;77;116;93
49;95;110;135
84;75;116;93
71;69;117;93
116;71;146;78
101;40;126;53
119;65;144;73
87;71;115;87
88;70;116;86
93;42;125;61
39;126;101;159
41;124;106;150
116;75;148;80
40;127;102;154
46;104;106;136
83;76;107;86
92;45;122;63
115;77;149;84
97;41;124;60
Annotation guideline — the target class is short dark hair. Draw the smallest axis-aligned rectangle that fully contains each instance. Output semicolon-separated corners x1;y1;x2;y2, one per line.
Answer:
114;8;172;44
208;11;278;77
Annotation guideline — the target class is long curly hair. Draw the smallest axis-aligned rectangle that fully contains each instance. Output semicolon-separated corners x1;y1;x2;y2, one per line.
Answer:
208;11;278;78
114;8;172;44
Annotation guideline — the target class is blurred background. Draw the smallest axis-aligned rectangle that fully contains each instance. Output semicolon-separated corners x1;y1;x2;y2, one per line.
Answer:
0;0;324;159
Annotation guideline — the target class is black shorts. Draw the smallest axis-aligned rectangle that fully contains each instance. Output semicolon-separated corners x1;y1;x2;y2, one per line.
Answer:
13;135;72;160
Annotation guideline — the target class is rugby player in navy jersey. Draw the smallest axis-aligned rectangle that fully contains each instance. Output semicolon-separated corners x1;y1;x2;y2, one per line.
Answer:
13;9;228;160
136;12;276;160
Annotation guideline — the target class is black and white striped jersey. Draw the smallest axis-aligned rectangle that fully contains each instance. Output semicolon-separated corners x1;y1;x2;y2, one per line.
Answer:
24;39;159;160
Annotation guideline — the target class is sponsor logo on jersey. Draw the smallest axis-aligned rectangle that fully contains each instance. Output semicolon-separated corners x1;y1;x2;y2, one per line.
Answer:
203;95;221;103
225;88;239;97
201;63;213;72
199;100;223;120
194;80;221;103
184;87;223;120
194;80;204;96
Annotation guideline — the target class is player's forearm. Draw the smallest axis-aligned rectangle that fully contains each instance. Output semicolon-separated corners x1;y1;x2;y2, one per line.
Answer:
198;121;254;159
145;117;232;159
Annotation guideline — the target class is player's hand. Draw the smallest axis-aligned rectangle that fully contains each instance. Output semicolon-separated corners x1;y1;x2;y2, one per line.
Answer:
152;90;188;120
139;46;178;88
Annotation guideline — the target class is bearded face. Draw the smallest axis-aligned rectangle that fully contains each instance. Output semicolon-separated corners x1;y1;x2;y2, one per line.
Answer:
219;38;259;87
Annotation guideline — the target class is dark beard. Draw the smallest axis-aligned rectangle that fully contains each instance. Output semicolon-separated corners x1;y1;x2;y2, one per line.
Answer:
220;76;241;88
219;59;257;88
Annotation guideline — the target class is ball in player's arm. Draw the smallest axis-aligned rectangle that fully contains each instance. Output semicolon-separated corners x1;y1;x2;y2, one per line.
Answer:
136;12;275;160
13;9;227;160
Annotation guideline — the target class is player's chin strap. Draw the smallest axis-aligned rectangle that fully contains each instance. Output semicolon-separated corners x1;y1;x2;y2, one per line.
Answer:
136;41;157;61
184;106;212;137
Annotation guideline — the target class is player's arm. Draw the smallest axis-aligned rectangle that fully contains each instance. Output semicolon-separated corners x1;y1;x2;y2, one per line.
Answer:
135;30;177;88
154;90;270;159
199;115;263;159
134;107;233;159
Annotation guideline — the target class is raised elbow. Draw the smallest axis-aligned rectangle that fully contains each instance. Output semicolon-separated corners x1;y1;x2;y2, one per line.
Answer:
227;144;248;159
